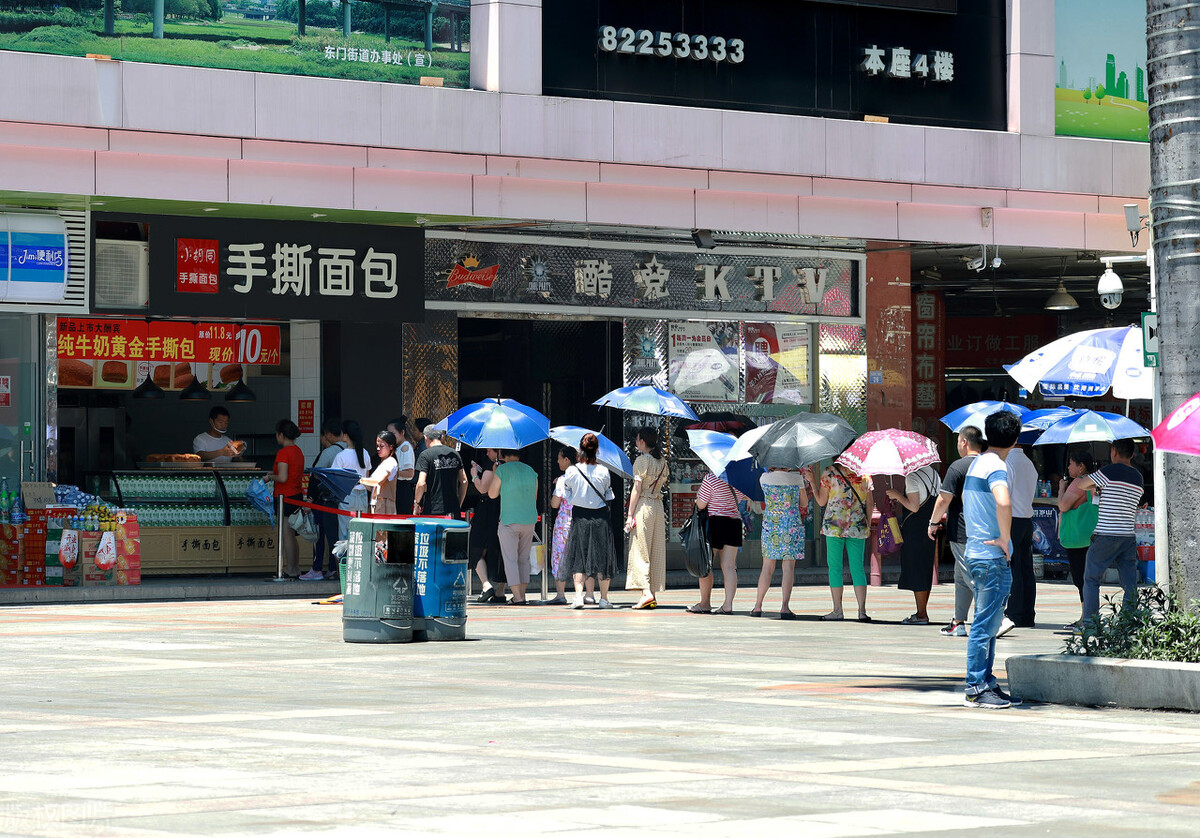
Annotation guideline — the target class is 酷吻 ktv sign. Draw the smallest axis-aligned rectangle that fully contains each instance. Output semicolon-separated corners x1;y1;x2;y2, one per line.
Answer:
92;214;424;323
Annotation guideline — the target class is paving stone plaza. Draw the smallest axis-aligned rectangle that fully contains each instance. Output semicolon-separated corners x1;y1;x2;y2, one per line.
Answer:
3;581;1199;836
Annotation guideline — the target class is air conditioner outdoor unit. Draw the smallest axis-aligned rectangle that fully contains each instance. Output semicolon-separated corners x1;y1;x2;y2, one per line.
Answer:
94;239;150;308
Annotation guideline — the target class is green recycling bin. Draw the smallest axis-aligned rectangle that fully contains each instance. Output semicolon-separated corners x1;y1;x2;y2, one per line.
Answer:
341;517;469;643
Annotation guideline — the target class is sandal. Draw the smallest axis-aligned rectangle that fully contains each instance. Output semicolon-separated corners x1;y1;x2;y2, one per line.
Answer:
857;615;873;623
632;597;658;610
900;614;929;625
749;610;763;618
778;612;797;621
714;608;734;615
686;604;712;614
820;611;844;621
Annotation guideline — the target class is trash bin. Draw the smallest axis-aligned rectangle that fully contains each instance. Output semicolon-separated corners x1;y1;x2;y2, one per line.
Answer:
342;518;415;643
341;517;470;643
411;517;470;641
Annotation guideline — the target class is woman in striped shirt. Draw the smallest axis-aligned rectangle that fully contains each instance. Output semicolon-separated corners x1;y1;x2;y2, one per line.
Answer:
687;471;751;614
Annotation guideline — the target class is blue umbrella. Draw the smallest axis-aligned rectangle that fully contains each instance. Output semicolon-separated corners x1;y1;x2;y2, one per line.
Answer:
685;429;766;502
310;468;364;505
940;400;1030;433
442;398;550;450
548;425;634;480
1032;410;1151;447
593;385;699;420
1017;407;1078;444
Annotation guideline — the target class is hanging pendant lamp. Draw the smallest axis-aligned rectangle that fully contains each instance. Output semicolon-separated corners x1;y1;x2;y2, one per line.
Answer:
179;375;211;400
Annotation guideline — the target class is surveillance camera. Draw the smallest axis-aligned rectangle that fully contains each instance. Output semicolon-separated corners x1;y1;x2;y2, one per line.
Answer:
966;256;985;271
991;256;1003;269
1124;204;1144;233
1097;266;1124;309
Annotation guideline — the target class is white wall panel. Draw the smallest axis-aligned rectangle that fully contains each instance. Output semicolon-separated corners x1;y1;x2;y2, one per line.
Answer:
0;122;107;151
0;145;95;194
1006;190;1099;213
911;184;1008;208
1085;212;1149;253
586;182;695;228
600;163;707;189
256;74;381;146
381;85;499;154
108;130;241;159
925;128;1021;188
825;121;925;183
499;95;614;161
229;160;354;209
367;147;487;174
720;111;826;177
471;0;541;94
96;151;227;202
473;175;587;221
1008;53;1055;136
0;53;110;127
122;62;255;137
814;178;912;202
993;207;1086;248
708;171;813;196
1021;135;1114;195
898;203;995;245
695;190;799;236
1010;0;1055;57
486;156;599;181
353;166;474;215
244;139;368;167
798;196;899;240
1112;141;1151;198
612;102;724;169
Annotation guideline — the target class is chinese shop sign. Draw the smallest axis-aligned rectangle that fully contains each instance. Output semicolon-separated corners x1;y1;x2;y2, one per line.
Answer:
297;399;315;434
944;315;1058;370
195;323;282;366
910;291;945;436
93;214;424;323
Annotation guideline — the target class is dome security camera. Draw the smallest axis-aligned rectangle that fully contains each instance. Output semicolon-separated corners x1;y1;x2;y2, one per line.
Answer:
1097;266;1123;310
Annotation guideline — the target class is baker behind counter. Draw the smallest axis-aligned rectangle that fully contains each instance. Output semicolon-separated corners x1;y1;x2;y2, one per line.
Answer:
193;405;245;464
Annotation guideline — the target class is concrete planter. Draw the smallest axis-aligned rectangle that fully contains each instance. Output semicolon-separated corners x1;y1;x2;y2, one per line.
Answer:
1007;654;1200;713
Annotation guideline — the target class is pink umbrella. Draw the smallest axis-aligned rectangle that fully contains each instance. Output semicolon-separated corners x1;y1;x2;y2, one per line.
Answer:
836;429;940;476
1151;392;1200;456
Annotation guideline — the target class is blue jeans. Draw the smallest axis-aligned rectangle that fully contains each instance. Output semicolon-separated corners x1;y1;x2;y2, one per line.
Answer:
310;509;340;574
1083;535;1138;622
964;553;1011;695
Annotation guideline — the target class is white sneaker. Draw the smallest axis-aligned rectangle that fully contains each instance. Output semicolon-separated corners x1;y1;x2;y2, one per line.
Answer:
996;617;1017;638
570;596;585;610
597;599;614;610
940;621;967;637
298;570;325;581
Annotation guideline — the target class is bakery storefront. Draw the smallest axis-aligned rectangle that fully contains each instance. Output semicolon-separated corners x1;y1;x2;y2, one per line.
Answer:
47;212;423;579
409;232;868;568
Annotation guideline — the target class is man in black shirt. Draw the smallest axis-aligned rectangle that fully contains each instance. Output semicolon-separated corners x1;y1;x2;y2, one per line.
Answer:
927;425;987;637
413;427;468;518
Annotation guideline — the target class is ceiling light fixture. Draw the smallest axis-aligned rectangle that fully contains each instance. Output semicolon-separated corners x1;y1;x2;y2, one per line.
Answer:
225;378;257;403
131;374;165;399
1044;281;1079;311
179;375;211;401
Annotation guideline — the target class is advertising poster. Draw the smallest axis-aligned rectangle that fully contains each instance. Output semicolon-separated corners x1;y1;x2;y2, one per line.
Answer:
1055;0;1148;141
1032;505;1068;568
0;3;468;89
744;323;811;405
668;322;739;403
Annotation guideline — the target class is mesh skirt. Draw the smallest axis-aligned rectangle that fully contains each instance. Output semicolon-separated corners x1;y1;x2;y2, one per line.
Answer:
562;506;620;580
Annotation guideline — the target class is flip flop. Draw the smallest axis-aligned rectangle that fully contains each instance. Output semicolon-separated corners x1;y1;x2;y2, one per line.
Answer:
820;612;844;621
686;604;712;614
900;615;929;625
750;610;763;618
857;615;873;623
714;608;734;615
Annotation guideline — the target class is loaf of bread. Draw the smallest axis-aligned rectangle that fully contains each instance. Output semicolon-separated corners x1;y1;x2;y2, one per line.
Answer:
173;363;193;389
145;453;201;463
219;363;243;384
59;359;94;387
101;361;128;384
153;364;171;387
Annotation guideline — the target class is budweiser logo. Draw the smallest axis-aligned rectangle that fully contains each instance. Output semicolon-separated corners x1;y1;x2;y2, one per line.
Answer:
445;256;499;289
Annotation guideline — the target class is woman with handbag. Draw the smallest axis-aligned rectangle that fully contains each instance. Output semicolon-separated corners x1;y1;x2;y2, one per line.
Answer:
1057;449;1099;629
468;448;505;603
268;419;305;580
359;430;400;516
807;463;873;621
546;446;579;606
887;463;941;625
751;466;813;619
561;435;618;609
625;428;669;610
689;470;750;615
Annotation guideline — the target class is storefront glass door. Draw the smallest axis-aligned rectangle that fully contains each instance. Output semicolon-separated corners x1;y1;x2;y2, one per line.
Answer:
0;313;43;489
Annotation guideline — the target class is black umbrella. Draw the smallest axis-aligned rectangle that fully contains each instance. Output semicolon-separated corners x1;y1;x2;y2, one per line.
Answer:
748;413;859;469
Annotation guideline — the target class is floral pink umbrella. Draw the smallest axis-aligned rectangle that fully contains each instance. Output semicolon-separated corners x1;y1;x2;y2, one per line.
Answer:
1151;392;1200;456
836;429;940;476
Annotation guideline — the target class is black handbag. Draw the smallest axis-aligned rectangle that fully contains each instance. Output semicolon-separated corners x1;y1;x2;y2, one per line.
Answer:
679;507;712;577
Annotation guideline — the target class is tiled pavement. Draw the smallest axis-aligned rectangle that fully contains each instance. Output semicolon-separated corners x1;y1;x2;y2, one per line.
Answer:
2;581;1198;836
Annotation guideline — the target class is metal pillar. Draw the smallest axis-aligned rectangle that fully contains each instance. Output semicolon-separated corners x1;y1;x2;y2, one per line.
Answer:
152;0;164;39
342;0;351;38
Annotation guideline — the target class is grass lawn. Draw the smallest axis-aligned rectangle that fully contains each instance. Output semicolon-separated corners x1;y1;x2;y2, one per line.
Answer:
0;16;469;86
1055;87;1148;142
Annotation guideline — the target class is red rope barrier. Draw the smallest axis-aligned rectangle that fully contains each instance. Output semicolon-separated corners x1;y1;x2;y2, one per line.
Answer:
288;498;452;520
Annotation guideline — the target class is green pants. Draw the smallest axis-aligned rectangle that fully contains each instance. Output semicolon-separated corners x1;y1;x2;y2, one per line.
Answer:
825;535;867;588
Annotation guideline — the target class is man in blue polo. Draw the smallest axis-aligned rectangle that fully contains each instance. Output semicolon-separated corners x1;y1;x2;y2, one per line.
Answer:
961;410;1023;710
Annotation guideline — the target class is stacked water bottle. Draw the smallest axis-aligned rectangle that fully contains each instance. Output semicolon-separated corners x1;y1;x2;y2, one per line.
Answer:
0;477;27;525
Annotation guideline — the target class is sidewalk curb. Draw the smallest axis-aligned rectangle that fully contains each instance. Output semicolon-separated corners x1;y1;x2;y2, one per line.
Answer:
1007;653;1200;713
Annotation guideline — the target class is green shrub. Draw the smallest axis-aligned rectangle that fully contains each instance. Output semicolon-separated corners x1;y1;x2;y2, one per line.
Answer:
1064;587;1200;663
16;24;89;48
0;10;60;33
